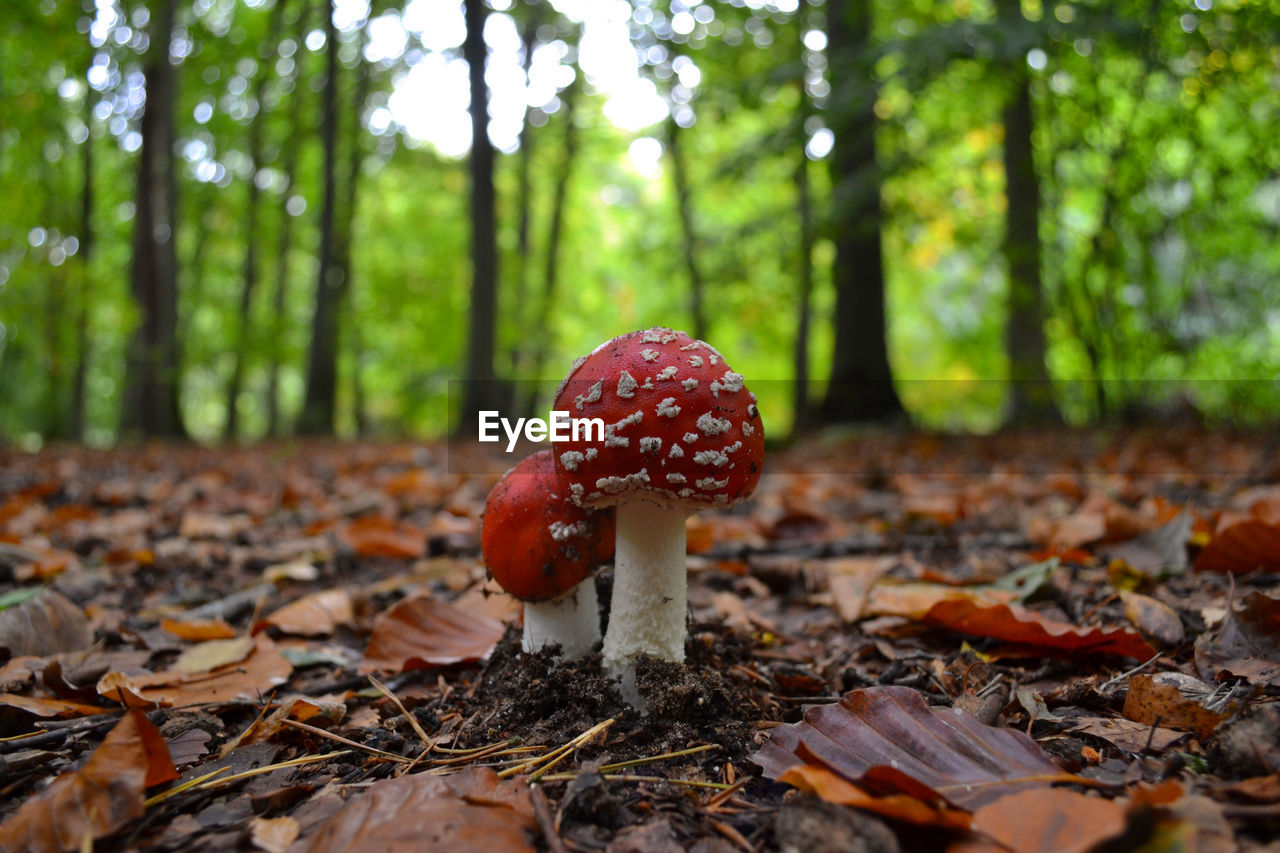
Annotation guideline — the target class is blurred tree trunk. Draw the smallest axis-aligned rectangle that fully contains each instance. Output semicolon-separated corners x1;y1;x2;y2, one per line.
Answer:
458;0;500;429
998;0;1059;426
521;74;579;415
791;0;815;436
820;0;903;424
666;116;706;341
122;0;184;439
266;0;311;437
70;65;94;442
335;40;371;435
298;0;343;436
225;0;287;442
506;5;540;379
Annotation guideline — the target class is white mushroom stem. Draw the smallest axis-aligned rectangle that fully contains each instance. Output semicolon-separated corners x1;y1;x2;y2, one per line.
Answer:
602;500;688;701
522;575;601;660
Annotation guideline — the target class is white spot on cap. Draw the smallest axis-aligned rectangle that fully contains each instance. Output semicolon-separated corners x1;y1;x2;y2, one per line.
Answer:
679;342;703;351
612;410;643;430
683;432;699;443
723;441;742;454
604;433;630;448
742;422;755;436
596;469;650;494
669;444;684;459
560;451;585;471
697;412;732;435
678;487;695;498
710;355;719;365
747;403;758;419
666;473;687;484
694;449;729;467
642;330;664;343
641;349;660;362
617;370;638;398
575;380;603;410
656;397;681;418
549;520;589;541
569;483;585;500
639;437;662;454
656;365;678;380
688;355;704;368
682;378;698;391
696;476;730;490
585;448;598;461
641;378;655;389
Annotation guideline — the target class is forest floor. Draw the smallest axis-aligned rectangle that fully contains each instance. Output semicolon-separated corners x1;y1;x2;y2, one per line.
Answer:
1;429;1279;852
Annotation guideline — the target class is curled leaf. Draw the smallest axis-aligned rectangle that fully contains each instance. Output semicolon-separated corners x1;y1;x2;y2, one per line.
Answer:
361;595;504;674
752;686;1082;811
922;599;1157;660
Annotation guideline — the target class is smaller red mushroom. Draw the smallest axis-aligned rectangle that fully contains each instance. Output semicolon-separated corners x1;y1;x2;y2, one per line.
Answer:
482;449;614;659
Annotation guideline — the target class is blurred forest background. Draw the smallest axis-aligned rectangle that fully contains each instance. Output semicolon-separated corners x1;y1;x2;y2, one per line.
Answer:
0;0;1277;447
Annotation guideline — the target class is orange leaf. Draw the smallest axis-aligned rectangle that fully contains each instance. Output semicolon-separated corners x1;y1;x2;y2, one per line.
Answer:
971;788;1127;853
361;595;504;674
1194;513;1280;574
0;711;176;852
254;588;354;637
1121;675;1222;739
0;588;93;658
779;764;970;829
922;599;1157;660
296;767;535;851
0;692;104;720
341;516;427;559
161;617;238;640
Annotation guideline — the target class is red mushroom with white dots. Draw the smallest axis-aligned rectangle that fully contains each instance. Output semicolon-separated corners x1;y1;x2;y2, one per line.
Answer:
482;449;614;660
552;328;764;700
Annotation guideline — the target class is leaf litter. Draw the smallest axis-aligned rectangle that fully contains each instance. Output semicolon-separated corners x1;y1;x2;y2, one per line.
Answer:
0;430;1278;850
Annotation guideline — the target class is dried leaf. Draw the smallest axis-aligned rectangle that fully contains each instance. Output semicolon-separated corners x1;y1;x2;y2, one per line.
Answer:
173;636;255;675
0;692;104;720
254;588;354;637
922;599;1157;660
361;595;504;674
340;516;427;559
296;767;536;852
0;588;93;658
249;816;299;853
752;686;1082;811
1122;675;1222;739
0;710;176;852
778;764;970;829
1194;512;1280;574
97;633;292;708
970;788;1127;853
1107;513;1191;577
824;557;896;623
1193;590;1280;686
1120;591;1185;647
864;582;1016;621
160;617;238;640
1065;716;1187;753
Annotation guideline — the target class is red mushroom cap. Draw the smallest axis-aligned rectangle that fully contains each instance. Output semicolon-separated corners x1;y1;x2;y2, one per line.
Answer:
551;328;765;510
482;449;616;602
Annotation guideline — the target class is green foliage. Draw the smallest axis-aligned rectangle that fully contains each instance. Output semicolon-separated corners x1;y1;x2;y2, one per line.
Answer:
1;0;1276;444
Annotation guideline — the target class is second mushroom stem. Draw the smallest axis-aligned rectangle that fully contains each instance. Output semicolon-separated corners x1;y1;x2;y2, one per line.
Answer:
602;500;689;702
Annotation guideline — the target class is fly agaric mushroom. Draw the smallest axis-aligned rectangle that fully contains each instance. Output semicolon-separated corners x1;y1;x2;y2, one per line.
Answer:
482;449;615;659
552;328;764;699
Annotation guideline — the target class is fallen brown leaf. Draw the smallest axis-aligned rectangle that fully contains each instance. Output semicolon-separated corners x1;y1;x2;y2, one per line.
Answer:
1194;590;1280;686
0;710;176;852
1121;674;1223;739
970;788;1127;853
295;767;536;852
1194;510;1280;574
0;588;93;658
1120;591;1185;647
253;588;354;637
361;595;504;674
778;764;970;829
752;686;1083;811
340;516;427;559
160;617;238;640
97;633;292;708
922;599;1157;660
